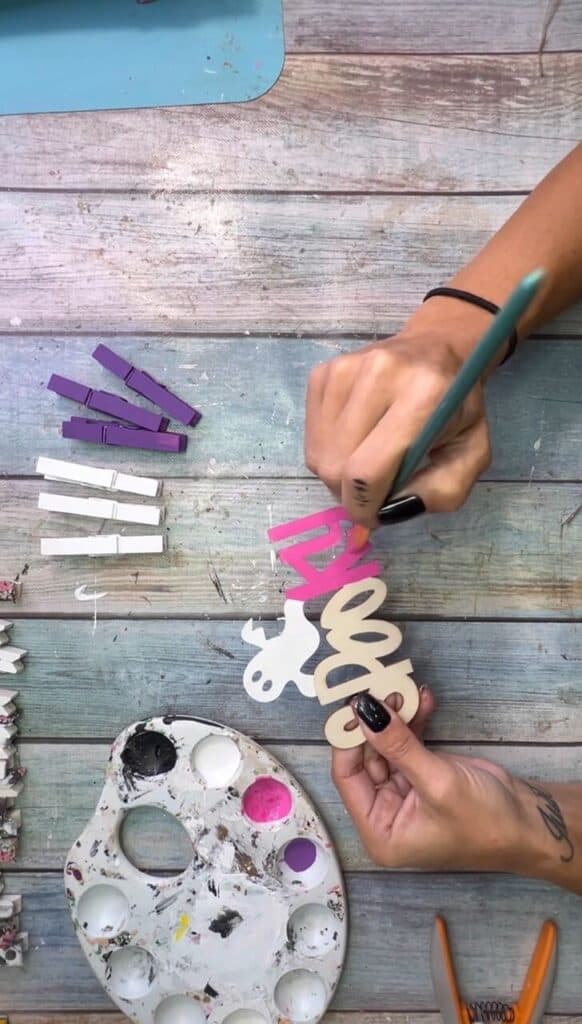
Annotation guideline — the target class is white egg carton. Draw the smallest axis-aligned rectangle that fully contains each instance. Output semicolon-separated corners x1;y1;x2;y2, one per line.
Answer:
66;716;348;1024
0;686;24;864
0;877;27;966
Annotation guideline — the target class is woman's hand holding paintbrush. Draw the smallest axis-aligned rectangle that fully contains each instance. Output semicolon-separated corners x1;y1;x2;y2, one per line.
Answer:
308;146;582;896
305;309;495;532
305;145;582;540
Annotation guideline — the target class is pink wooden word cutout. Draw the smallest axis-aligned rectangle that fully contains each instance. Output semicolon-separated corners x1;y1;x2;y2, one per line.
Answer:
268;507;382;602
314;578;419;749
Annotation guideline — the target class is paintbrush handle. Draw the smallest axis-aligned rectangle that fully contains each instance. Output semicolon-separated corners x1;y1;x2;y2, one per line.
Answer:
390;268;545;496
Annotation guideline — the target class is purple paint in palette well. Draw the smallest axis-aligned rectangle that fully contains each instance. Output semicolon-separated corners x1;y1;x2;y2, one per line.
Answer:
283;838;317;873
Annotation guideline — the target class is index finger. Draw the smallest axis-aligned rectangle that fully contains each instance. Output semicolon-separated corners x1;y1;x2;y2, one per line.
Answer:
304;363;328;473
331;741;377;828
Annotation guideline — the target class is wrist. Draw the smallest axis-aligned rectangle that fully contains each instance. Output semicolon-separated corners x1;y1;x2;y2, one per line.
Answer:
402;292;501;367
511;780;558;880
513;780;580;890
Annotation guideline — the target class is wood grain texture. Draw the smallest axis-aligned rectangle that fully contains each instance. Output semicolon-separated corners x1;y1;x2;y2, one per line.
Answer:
5;336;581;480
10;1019;582;1024
9;1019;582;1024
10;742;582;872
2;872;582;1011
3;5;582;1016
284;0;582;53
8;619;582;743
9;1018;582;1024
2;480;580;618
10;620;581;743
0;56;579;193
2;193;582;334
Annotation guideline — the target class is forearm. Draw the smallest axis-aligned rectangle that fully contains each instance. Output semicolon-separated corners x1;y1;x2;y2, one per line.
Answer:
518;780;582;894
404;144;582;360
452;144;582;336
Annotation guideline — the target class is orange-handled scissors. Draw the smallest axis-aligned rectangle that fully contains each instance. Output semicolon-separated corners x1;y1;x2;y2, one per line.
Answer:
431;915;558;1024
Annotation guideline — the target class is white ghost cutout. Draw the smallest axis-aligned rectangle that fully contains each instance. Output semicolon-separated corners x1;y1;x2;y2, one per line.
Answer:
241;600;321;703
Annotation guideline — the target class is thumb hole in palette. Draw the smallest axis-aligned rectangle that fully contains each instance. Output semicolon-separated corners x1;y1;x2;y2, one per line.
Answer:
119;806;193;877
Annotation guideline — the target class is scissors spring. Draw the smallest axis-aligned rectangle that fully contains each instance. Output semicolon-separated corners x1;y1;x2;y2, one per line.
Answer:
468;1002;516;1023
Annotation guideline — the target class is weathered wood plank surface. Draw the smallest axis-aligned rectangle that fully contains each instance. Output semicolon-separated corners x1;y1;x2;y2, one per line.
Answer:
284;0;582;53
8;620;582;743
2;872;582;1011
4;336;581;480
9;1019;582;1024
4;3;582;1017
2;480;580;618
10;742;582;872
0;56;578;193
3;193;582;335
9;1018;582;1024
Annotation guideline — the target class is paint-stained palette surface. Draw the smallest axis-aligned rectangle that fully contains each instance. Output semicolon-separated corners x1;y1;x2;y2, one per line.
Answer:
65;716;347;1024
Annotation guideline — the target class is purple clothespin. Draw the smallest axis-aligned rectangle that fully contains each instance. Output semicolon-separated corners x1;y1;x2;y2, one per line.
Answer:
48;374;169;433
92;345;202;428
62;417;187;453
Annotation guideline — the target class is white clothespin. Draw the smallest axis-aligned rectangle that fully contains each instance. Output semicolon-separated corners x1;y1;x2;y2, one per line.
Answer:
36;456;161;497
41;534;166;557
0;620;13;646
39;492;164;526
0;724;17;743
0;688;17;706
0;648;26;674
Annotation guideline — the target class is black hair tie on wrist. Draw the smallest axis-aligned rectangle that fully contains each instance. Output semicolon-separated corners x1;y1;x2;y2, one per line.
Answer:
423;286;519;364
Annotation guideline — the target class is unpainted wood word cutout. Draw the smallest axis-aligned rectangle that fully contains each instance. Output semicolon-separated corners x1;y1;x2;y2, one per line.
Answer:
241;506;419;746
314;578;419;749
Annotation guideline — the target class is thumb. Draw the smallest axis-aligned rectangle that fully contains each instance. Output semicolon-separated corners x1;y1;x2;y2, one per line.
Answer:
353;692;450;799
400;417;491;514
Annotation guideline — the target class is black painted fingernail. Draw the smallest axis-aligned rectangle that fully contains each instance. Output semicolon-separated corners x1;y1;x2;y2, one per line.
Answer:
377;494;425;525
354;693;391;733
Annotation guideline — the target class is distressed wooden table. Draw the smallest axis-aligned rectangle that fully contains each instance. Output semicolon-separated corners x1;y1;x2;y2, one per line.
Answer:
1;1;582;1020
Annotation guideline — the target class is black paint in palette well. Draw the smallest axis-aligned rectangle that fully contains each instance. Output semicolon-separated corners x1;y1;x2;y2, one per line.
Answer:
121;729;177;778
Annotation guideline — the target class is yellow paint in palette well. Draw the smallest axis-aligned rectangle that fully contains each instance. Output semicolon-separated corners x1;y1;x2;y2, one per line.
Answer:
174;913;190;942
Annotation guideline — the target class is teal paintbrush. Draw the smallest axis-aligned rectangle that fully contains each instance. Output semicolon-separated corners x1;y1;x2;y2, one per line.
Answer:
349;267;545;549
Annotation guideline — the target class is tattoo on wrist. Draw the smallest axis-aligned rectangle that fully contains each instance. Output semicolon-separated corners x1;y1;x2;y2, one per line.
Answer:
352;478;370;506
526;781;574;863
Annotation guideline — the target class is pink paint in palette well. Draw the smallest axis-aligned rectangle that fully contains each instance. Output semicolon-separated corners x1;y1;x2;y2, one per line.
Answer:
242;776;293;824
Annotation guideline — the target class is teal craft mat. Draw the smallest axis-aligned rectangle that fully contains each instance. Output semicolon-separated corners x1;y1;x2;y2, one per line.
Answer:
0;0;285;114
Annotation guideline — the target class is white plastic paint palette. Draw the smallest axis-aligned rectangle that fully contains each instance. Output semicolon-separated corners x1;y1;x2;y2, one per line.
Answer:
66;716;347;1024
